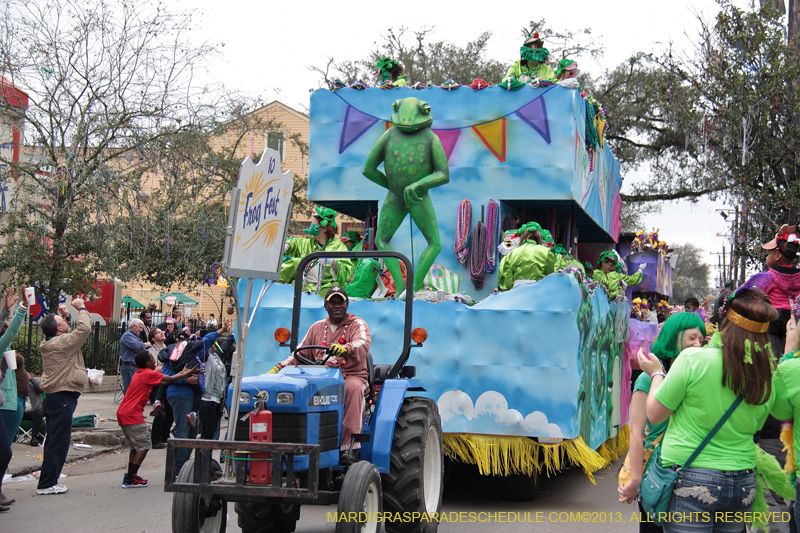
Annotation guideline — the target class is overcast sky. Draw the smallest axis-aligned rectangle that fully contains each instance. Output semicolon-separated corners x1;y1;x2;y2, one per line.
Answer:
178;0;757;285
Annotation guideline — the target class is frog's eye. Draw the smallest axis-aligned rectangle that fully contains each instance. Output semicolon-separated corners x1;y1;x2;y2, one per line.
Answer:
392;100;401;111
420;103;431;115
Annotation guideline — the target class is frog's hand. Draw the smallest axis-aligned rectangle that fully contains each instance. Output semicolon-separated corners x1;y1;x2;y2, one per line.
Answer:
362;131;391;189
403;182;424;207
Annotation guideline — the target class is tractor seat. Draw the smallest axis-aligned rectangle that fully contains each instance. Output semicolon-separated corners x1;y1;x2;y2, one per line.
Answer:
366;352;392;386
373;364;393;384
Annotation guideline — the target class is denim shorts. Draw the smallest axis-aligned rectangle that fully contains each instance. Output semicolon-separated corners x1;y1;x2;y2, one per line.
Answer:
662;467;756;533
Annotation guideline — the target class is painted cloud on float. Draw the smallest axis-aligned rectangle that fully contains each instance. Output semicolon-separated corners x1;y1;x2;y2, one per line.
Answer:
438;390;564;438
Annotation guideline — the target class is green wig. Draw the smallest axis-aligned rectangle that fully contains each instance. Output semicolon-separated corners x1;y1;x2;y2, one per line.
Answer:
650;312;707;359
519;221;542;235
312;206;337;229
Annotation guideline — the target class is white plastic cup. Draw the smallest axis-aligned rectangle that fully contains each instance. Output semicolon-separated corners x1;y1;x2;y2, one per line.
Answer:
3;350;16;370
24;287;35;306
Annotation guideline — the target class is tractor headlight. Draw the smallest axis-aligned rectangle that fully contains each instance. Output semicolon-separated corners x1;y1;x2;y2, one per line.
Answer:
238;392;251;404
276;392;294;404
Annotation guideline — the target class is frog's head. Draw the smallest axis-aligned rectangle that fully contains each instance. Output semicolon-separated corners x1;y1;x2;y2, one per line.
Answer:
390;98;433;132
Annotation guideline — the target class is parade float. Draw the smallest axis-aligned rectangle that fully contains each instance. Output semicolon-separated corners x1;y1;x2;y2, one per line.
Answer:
237;83;632;497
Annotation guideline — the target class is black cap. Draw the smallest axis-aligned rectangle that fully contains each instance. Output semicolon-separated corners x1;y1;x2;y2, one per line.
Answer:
325;286;349;303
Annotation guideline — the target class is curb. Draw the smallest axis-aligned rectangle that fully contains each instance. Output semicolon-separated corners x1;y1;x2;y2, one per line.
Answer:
10;444;125;479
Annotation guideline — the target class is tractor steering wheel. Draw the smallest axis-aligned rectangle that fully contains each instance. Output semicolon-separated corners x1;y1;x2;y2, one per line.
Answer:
291;345;348;367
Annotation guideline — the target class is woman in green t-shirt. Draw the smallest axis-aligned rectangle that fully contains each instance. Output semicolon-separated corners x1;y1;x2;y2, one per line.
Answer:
618;312;706;532
638;288;777;532
770;315;800;531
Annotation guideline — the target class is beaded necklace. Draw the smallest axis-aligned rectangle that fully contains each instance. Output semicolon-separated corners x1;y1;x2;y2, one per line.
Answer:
321;321;349;347
469;221;487;289
484;200;500;274
523;62;543;78
454;199;472;267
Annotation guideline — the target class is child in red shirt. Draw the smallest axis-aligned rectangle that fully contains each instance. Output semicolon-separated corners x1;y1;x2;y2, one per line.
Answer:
116;350;200;488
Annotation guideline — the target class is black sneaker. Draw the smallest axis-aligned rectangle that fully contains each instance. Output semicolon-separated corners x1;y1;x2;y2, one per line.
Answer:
152;442;167;449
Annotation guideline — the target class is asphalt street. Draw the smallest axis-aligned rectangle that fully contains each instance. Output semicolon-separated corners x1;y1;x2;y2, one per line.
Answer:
1;449;638;533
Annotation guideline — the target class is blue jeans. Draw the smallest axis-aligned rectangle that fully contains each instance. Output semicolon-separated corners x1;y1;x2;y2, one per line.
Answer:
168;394;196;475
793;479;800;532
661;467;756;533
121;363;136;394
0;415;10;484
38;391;80;489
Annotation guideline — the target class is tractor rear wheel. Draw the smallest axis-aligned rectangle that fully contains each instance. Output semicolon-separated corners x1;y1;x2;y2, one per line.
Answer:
234;502;300;533
172;457;227;533
381;397;443;533
335;461;383;533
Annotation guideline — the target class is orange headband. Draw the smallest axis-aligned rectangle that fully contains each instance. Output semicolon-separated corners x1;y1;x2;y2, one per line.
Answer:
726;309;770;333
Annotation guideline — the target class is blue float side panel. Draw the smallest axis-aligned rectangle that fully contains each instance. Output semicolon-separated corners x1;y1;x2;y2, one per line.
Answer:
240;276;627;449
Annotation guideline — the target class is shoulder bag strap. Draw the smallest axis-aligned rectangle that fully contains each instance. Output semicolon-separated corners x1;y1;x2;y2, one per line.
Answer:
679;396;744;474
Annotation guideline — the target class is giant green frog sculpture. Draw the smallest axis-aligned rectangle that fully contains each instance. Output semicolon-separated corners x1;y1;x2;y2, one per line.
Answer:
362;97;450;293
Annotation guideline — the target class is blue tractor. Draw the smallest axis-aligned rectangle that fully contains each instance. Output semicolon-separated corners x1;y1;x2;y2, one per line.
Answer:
165;251;444;533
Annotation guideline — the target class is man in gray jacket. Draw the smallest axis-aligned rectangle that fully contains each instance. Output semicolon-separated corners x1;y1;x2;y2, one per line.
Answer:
36;298;91;495
198;344;227;440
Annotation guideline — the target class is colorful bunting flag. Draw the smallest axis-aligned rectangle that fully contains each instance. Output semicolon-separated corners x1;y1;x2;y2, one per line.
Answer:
339;106;378;154
472;118;506;162
515;96;551;144
336;89;555;161
432;129;461;162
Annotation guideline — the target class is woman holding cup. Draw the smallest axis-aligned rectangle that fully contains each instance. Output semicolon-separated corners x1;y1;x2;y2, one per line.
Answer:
0;285;30;507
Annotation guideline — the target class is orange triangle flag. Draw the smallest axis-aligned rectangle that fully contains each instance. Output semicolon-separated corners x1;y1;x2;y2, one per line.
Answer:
472;118;506;162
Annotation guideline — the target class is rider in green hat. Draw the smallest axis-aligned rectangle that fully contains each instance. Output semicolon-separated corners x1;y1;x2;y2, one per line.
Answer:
497;222;555;291
340;231;363;251
502;33;556;84
280;207;354;297
592;250;644;299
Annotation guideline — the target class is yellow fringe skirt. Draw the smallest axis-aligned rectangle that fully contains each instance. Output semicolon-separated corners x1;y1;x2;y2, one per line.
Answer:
443;424;630;484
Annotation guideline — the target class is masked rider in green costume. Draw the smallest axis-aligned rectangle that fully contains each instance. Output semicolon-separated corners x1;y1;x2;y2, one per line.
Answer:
362;97;450;293
502;33;556;84
280;207;354;297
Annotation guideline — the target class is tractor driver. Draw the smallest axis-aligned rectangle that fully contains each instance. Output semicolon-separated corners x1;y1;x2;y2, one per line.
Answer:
269;287;371;463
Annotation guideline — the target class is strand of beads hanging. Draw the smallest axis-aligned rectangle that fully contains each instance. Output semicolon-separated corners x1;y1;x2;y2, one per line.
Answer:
469;221;488;289
454;199;472;267
484;200;501;274
322;323;349;347
502;215;517;232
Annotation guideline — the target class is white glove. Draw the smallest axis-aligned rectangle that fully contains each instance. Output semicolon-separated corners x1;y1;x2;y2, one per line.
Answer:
638;263;646;272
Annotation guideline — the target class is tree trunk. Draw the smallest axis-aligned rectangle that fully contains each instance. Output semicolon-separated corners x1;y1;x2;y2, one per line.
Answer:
47;194;68;313
791;0;800;49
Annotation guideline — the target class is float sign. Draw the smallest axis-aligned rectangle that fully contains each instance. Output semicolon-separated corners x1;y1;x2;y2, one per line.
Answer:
224;148;293;279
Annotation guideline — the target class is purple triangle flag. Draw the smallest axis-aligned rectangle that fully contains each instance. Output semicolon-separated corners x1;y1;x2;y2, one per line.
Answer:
339;106;378;154
515;96;551;144
432;129;461;161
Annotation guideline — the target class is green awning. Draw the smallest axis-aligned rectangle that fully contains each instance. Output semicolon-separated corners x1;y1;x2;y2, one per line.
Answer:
121;295;147;308
154;291;199;305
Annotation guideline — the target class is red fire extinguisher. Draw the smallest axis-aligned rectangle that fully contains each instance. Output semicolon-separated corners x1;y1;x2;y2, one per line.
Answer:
249;399;273;484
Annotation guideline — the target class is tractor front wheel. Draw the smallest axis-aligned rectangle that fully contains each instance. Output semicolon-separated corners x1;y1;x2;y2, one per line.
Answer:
172;457;227;533
335;461;383;533
234;502;300;533
381;397;443;533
